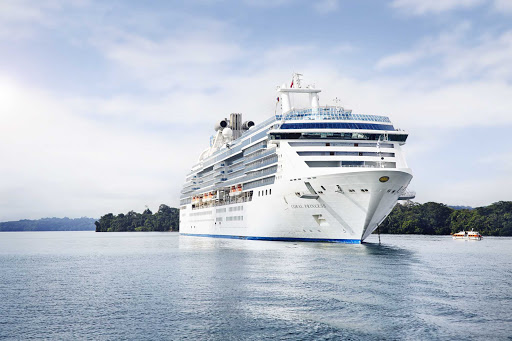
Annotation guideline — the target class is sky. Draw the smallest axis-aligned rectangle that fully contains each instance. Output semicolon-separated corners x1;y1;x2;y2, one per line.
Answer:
1;0;512;221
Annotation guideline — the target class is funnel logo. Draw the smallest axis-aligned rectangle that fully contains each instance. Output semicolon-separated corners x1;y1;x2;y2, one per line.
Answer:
379;176;389;183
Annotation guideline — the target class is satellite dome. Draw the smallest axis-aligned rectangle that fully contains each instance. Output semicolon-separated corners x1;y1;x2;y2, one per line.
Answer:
222;128;233;138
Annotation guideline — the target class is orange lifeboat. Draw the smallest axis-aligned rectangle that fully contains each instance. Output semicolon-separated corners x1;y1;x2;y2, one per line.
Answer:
229;186;236;196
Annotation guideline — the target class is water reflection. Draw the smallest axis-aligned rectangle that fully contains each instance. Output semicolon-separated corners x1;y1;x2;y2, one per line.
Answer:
177;234;421;339
1;233;510;340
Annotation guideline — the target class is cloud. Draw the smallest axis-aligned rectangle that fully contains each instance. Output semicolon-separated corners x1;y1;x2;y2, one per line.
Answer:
376;23;512;82
0;77;205;221
390;0;484;15
313;0;340;13
375;21;471;70
418;175;512;207
493;0;512;13
243;0;292;7
1;0;511;221
87;16;248;94
391;0;512;16
0;0;89;39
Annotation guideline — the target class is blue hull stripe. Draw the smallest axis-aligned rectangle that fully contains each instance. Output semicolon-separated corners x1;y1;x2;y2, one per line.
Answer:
180;233;361;244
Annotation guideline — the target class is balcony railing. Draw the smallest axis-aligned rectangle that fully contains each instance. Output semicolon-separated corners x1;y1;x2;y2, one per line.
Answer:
243;148;276;165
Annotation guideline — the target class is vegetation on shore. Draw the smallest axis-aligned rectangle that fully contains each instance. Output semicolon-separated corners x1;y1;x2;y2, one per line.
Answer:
94;201;511;236
378;201;512;236
7;201;504;235
0;217;96;231
95;204;179;232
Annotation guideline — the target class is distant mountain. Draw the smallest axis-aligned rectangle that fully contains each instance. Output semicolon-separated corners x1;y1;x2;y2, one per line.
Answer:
0;217;96;231
449;205;474;210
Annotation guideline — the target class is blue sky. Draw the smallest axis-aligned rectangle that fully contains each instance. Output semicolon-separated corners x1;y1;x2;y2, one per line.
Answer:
1;0;512;220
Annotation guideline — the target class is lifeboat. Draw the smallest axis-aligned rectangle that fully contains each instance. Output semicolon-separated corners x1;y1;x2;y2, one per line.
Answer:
231;184;242;196
229;186;236;197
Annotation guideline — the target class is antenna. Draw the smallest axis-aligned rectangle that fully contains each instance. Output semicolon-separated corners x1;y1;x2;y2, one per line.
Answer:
292;72;303;88
333;97;344;111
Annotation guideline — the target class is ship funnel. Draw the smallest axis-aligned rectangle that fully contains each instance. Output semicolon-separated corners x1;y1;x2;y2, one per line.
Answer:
230;113;243;139
242;121;254;130
214;119;229;131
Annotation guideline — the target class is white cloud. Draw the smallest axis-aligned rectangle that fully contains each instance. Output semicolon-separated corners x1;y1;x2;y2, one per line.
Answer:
391;0;484;15
313;0;340;13
376;23;512;82
493;0;512;13
87;17;247;94
376;50;423;69
1;0;511;221
243;0;291;7
391;0;512;16
0;77;204;221
0;0;89;39
417;175;512;207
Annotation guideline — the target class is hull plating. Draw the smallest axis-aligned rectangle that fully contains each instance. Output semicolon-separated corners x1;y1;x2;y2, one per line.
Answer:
180;169;412;243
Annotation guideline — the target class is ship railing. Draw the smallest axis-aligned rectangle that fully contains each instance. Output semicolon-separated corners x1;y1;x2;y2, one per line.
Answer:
241;116;276;138
242;176;276;191
244;166;277;182
398;190;416;200
226;157;244;167
244;156;278;172
243;148;277;165
275;107;391;123
337;164;395;168
196;169;216;178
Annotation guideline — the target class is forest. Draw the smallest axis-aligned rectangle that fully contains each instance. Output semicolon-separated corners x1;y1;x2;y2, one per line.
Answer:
95;204;179;232
378;201;512;236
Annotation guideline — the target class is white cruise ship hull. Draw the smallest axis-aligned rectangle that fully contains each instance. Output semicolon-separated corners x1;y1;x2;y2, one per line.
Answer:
180;75;414;244
180;168;412;243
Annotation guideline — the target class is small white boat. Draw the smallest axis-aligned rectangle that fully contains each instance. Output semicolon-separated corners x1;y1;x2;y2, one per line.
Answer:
452;229;483;240
467;230;483;240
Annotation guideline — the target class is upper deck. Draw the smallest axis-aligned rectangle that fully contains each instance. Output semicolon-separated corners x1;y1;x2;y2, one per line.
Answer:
276;107;391;124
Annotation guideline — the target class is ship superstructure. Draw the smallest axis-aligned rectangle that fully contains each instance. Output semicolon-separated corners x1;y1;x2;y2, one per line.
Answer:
179;74;414;243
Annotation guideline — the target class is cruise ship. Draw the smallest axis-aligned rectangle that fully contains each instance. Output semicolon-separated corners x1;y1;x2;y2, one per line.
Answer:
179;74;414;243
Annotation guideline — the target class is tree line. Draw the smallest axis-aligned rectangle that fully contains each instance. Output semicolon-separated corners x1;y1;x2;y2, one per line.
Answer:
95;204;179;232
93;201;511;235
378;201;512;236
0;217;96;231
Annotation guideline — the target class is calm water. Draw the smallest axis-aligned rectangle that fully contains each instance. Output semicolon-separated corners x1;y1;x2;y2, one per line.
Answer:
0;232;511;341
